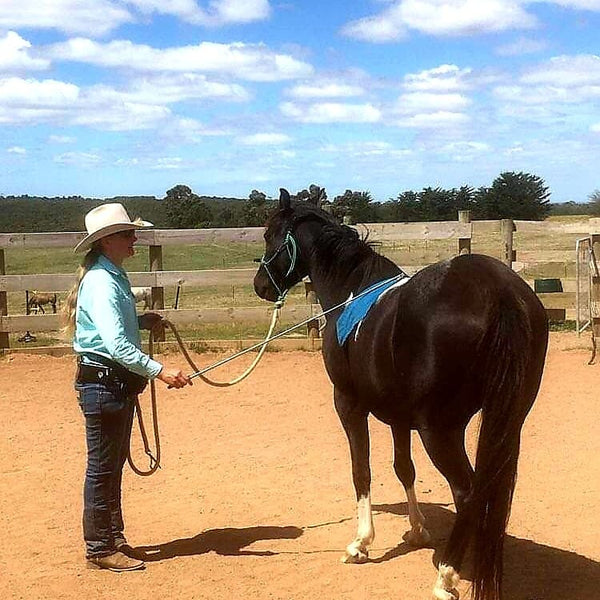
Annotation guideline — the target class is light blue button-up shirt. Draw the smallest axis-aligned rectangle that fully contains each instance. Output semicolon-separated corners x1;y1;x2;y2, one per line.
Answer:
74;254;163;379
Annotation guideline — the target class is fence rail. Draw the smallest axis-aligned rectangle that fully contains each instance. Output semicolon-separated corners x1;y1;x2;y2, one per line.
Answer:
2;214;599;352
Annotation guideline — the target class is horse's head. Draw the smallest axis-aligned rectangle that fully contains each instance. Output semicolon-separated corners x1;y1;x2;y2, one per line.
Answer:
253;188;327;302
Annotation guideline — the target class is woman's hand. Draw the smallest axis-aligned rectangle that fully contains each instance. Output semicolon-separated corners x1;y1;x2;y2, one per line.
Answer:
157;368;192;389
138;312;163;332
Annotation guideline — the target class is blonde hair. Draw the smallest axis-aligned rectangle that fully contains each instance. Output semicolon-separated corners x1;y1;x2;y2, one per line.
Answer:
63;245;101;336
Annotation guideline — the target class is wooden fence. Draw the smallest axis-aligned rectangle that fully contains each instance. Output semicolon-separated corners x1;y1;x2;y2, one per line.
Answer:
1;214;599;353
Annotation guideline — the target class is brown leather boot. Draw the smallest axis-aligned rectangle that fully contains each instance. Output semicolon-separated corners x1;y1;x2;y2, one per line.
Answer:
87;551;145;572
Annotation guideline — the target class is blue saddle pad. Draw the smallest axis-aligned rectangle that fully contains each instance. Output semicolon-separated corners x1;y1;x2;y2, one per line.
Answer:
336;274;409;345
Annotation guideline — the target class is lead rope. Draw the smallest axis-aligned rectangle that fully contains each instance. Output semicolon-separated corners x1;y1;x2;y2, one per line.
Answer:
127;302;282;476
163;301;282;387
128;272;407;476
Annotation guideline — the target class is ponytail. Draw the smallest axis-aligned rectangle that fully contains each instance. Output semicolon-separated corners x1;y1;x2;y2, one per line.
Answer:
62;246;101;336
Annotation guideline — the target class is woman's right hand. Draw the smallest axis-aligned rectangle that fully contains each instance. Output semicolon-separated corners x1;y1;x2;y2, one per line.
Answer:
157;368;192;389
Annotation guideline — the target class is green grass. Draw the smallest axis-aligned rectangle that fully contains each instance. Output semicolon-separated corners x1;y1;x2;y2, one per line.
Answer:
548;320;577;332
5;242;262;275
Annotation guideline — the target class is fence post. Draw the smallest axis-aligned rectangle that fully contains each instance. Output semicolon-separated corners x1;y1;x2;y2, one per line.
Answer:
590;233;600;343
0;249;8;350
501;219;515;268
304;280;320;339
149;244;165;342
457;210;471;255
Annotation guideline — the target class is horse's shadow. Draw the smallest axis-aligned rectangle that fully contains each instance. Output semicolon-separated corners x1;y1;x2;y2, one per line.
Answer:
130;505;598;599
134;525;303;561
373;502;600;600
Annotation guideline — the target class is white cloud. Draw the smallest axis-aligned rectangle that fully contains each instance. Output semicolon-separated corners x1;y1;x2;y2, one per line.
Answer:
287;82;366;99
280;101;381;123
493;54;600;106
7;146;27;154
403;64;473;92
238;133;291;145
396;91;471;113
0;0;132;35
165;117;234;141
48;135;76;143
0;0;271;34
127;0;271;26
72;100;172;131
54;151;102;166
341;0;536;42
96;74;250;105
591;123;600;132
0;77;80;123
320;140;413;159
0;76;172;130
521;53;600;86
392;65;473;130
0;32;50;72
47;38;313;81
150;157;185;170
439;140;491;161
341;5;409;43
395;110;470;128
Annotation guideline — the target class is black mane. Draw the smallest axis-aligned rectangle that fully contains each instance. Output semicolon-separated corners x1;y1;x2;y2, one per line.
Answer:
278;203;403;287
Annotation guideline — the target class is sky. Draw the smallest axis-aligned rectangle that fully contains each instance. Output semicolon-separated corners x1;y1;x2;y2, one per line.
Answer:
1;1;599;204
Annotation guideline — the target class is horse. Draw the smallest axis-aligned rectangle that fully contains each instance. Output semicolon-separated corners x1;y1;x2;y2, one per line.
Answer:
131;286;152;310
253;189;548;600
27;291;57;314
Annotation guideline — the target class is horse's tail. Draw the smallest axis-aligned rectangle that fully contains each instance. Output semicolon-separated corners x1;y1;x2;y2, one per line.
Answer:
469;293;544;600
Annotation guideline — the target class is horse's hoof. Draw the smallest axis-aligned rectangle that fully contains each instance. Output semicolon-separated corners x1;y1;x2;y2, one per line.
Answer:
432;564;460;600
342;547;369;564
403;526;432;547
431;589;458;600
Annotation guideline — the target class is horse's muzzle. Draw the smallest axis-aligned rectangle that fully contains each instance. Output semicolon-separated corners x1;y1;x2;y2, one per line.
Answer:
253;272;279;302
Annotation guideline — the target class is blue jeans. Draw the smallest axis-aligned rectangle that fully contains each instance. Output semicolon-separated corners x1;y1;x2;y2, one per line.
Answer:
76;382;135;558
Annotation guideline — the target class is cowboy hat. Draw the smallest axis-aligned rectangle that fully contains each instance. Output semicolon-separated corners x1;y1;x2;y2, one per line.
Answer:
74;203;153;253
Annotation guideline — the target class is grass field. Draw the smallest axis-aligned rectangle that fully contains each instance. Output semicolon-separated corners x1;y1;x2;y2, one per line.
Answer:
4;214;593;348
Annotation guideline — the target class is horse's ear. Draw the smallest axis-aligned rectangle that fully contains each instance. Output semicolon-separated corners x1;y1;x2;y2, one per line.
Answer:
279;188;291;211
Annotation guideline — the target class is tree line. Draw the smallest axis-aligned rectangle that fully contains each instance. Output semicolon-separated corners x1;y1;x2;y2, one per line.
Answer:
0;172;596;233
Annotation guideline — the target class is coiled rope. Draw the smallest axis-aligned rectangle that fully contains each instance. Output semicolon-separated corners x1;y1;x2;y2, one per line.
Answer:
127;302;282;475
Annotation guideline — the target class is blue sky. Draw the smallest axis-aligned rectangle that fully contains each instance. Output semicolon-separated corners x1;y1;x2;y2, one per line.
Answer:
1;1;599;203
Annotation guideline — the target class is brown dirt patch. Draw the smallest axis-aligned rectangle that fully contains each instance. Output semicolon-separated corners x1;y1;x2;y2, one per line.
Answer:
1;332;599;599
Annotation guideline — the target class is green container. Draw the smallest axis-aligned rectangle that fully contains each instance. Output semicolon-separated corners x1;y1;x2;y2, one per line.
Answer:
534;278;563;293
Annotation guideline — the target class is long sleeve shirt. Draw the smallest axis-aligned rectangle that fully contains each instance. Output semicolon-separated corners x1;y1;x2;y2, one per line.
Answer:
74;254;163;379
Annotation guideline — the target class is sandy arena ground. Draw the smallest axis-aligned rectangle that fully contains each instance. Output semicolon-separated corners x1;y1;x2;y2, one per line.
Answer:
1;332;599;600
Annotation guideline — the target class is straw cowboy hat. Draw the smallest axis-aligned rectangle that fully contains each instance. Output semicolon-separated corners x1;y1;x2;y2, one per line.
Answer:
74;203;153;252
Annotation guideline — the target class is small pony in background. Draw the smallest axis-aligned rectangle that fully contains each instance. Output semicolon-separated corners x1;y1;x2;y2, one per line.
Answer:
254;189;549;600
131;286;152;310
26;291;58;314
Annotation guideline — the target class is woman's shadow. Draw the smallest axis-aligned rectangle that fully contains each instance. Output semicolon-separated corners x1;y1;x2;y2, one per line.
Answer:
373;502;599;600
132;525;303;561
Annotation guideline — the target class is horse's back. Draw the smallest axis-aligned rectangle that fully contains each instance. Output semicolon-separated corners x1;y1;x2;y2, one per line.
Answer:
324;253;548;426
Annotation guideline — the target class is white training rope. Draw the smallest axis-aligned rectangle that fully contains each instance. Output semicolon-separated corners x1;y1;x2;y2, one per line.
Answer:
128;272;407;476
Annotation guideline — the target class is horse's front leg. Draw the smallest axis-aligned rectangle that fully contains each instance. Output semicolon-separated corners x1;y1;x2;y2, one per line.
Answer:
334;388;373;564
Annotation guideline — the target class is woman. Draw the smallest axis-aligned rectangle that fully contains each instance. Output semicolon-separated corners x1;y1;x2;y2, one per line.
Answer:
65;203;191;572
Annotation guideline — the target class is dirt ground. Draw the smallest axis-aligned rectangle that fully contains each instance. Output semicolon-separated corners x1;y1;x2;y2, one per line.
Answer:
1;331;599;600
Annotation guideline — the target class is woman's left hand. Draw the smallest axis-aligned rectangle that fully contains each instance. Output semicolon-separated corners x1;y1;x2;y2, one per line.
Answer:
138;312;163;332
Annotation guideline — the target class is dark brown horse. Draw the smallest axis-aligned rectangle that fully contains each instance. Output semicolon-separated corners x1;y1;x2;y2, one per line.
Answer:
253;189;548;600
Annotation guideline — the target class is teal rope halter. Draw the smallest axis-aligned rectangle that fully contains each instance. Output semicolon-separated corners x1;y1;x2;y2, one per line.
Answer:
258;231;298;303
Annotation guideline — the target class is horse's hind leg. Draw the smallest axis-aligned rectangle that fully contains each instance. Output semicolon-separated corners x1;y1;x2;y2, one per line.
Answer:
334;388;373;564
391;424;430;547
419;427;474;600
